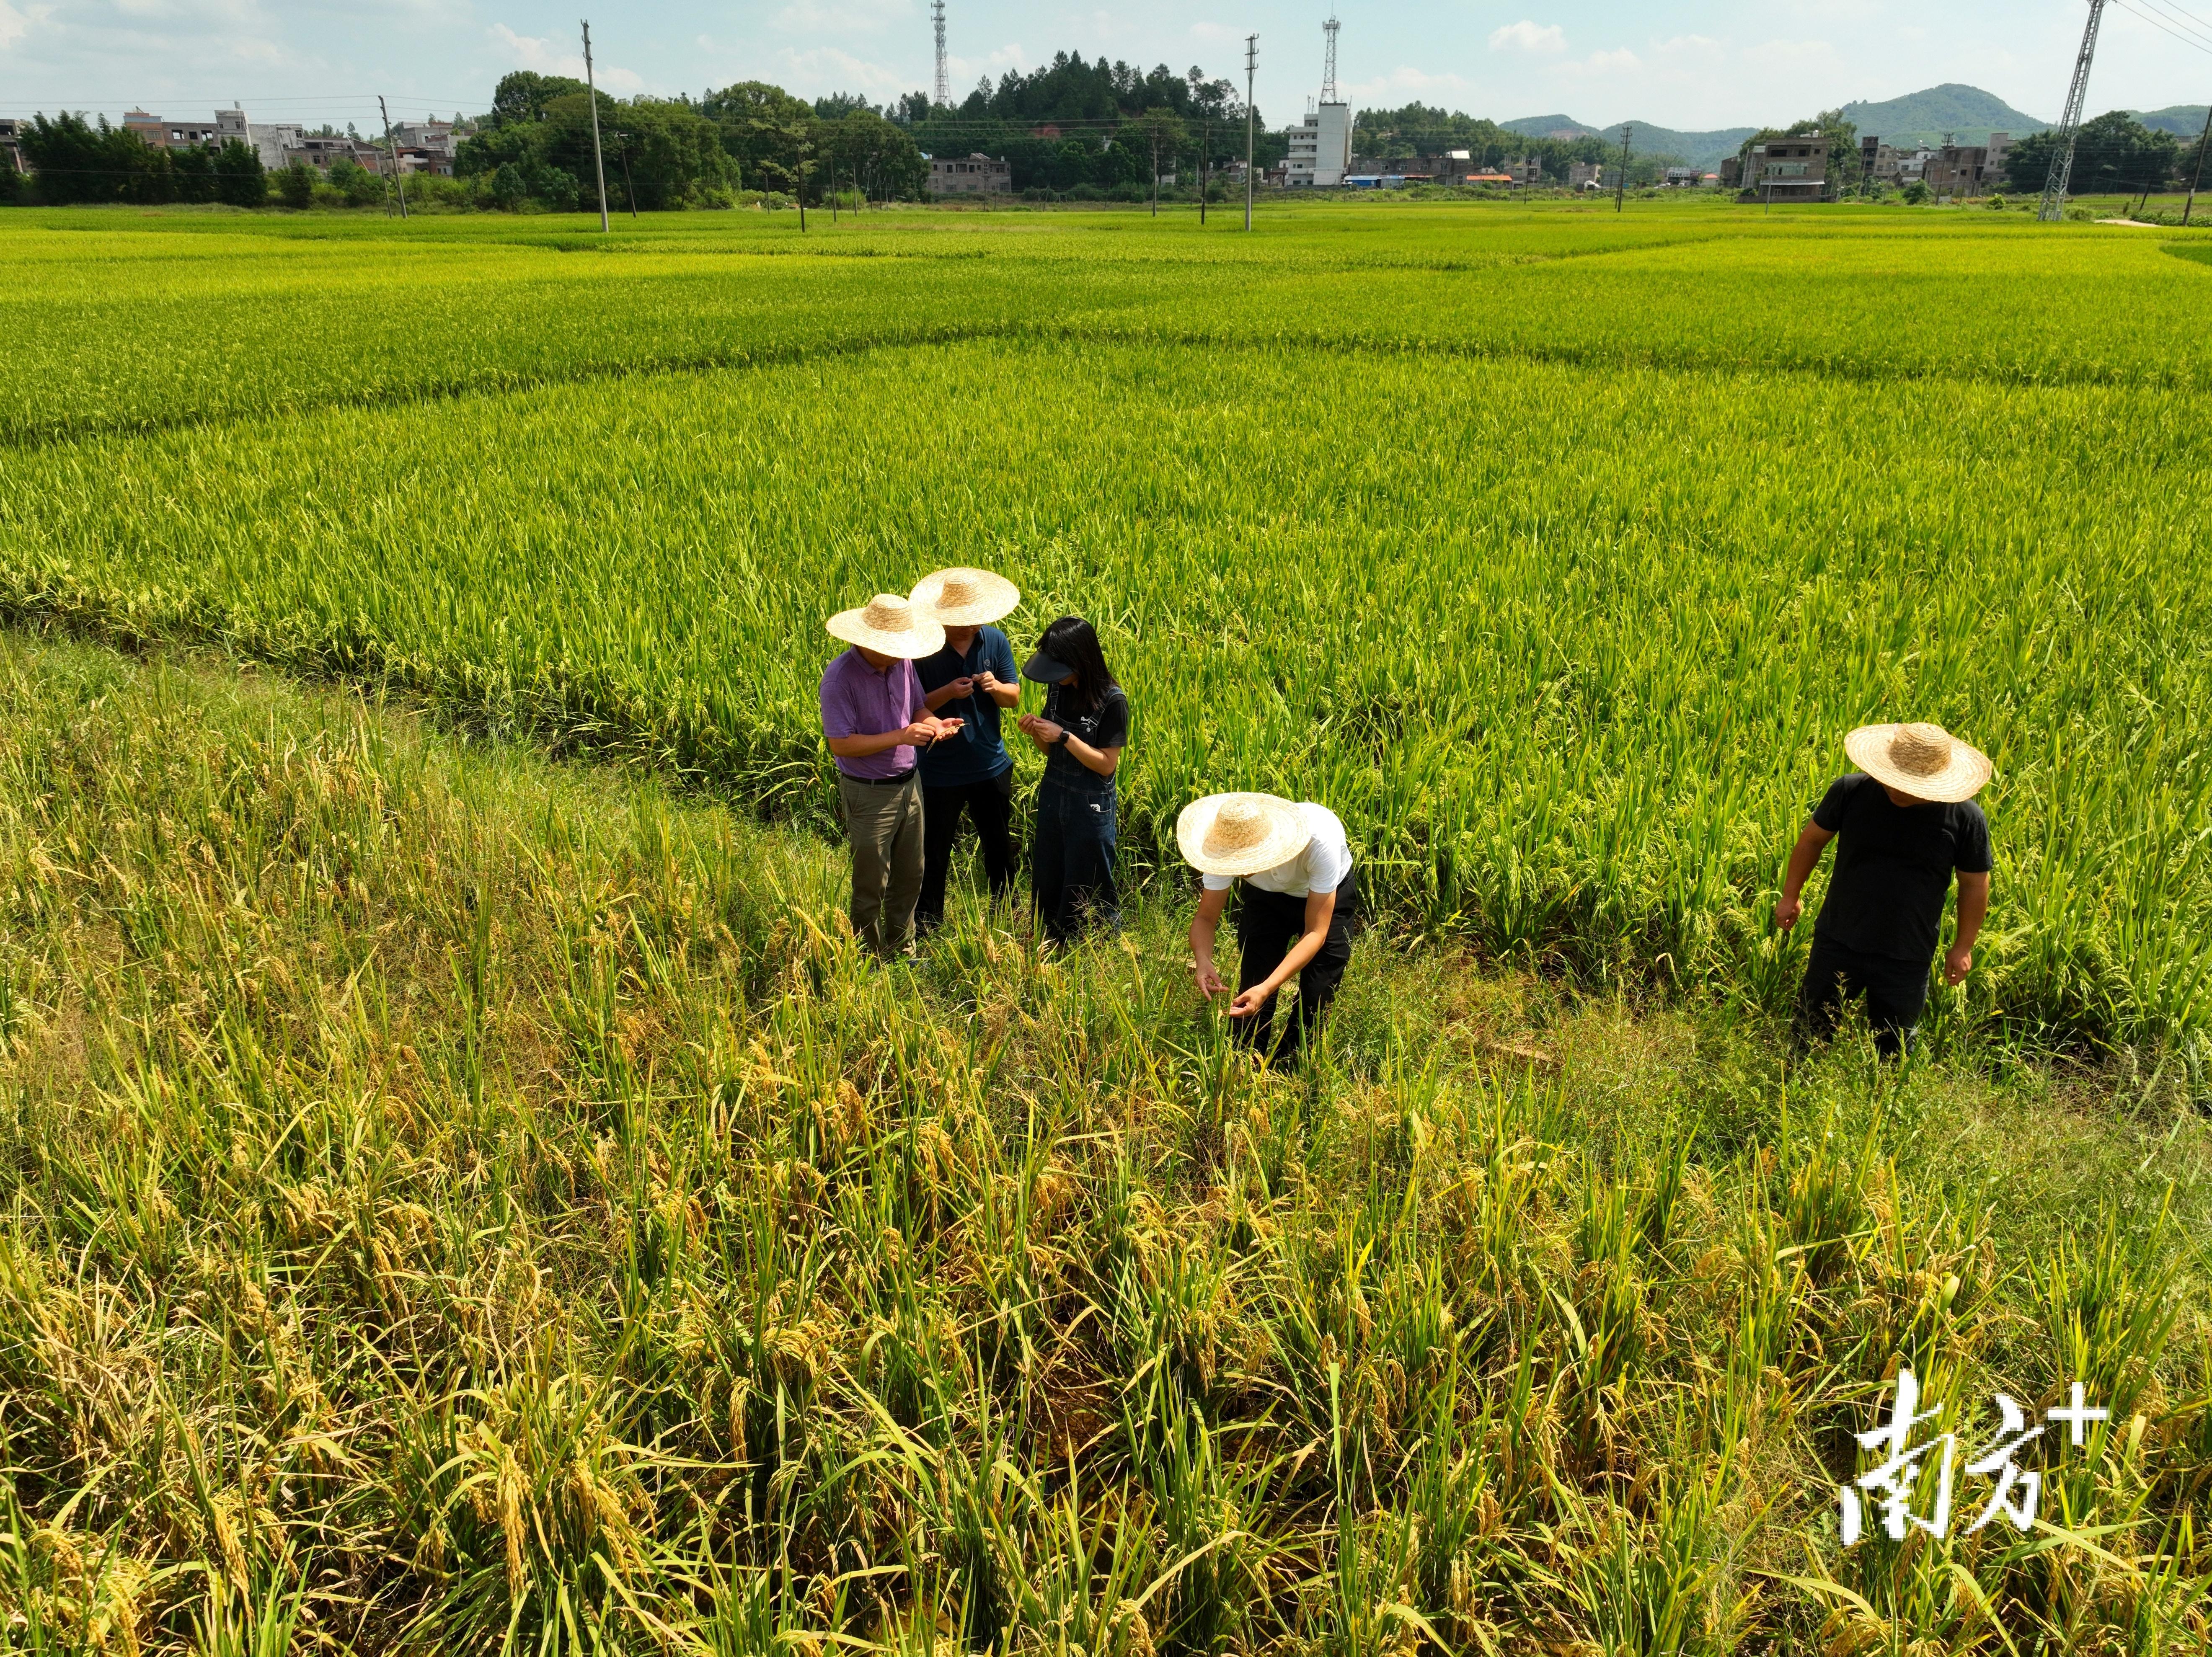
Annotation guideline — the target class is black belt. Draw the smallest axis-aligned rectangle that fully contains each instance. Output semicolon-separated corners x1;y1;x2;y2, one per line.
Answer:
841;768;917;787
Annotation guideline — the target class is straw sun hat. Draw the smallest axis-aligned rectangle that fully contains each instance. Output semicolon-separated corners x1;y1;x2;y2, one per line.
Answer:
910;567;1020;627
1844;722;1993;803
1177;792;1313;878
825;593;946;659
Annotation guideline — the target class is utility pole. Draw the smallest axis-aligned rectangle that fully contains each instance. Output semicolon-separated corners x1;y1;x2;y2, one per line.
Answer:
581;20;611;232
796;132;809;232
378;96;409;218
1200;118;1209;225
613;133;637;217
1245;34;1257;231
1615;123;1632;214
2039;0;2108;222
2184;101;2212;225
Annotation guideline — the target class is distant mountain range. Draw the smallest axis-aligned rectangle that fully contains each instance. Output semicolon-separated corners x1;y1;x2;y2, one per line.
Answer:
1499;85;2205;173
1498;114;1751;172
2136;105;2210;139
1501;84;2056;172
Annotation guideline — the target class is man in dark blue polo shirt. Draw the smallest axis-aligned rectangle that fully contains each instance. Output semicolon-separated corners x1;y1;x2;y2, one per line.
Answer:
909;567;1022;934
1775;721;1994;1057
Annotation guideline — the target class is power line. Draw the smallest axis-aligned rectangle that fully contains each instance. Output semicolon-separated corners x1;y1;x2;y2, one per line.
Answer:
2138;0;2212;34
2111;0;2212;54
2128;0;2212;46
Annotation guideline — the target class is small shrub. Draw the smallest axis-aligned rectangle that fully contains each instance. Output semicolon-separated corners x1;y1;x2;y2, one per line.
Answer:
276;163;316;210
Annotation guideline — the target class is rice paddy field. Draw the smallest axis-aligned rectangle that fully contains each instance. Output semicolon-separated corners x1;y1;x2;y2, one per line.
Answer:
3;199;2212;1652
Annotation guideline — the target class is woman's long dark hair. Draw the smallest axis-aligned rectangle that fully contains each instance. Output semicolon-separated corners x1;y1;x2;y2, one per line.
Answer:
1039;615;1117;715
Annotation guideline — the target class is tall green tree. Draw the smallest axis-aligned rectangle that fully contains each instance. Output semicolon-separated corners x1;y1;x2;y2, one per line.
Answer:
2004;111;2180;195
703;81;817;192
19;114;176;205
488;72;590;128
211;138;267;208
276;163;317;209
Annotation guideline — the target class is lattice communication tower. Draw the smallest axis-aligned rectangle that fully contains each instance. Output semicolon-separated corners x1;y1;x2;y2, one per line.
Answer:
2038;0;2107;222
1321;14;1340;103
933;0;949;108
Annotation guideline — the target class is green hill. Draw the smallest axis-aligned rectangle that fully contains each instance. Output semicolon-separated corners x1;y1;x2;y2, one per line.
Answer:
1499;114;1751;170
1506;86;2067;169
1840;83;2048;147
1498;114;1597;140
1595;121;1755;171
2133;104;2209;139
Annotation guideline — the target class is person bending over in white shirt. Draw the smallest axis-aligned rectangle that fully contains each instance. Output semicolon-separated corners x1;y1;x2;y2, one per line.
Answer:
1178;793;1358;1073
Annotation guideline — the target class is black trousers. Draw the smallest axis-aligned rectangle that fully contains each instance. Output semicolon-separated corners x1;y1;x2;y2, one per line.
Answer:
1796;934;1931;1058
1232;872;1358;1071
1031;770;1117;944
917;772;1016;931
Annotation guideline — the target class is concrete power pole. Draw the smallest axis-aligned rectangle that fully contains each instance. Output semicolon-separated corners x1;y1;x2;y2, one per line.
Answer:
1245;34;1258;231
378;95;409;218
933;0;950;108
581;19;611;232
1615;123;1632;214
2184;101;2212;226
2038;0;2108;222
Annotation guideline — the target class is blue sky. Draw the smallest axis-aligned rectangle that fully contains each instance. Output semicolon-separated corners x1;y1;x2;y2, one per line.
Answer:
6;2;2211;132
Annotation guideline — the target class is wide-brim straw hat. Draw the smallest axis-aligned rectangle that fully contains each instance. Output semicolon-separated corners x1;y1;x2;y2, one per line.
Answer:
1176;792;1313;878
826;593;946;659
1844;721;1993;803
910;566;1020;627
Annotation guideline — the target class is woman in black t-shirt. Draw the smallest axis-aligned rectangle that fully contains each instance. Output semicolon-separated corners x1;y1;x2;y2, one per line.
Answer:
1017;616;1128;943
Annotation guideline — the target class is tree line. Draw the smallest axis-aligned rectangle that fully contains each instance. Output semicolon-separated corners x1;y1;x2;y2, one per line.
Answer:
2;54;1279;212
14;72;2193;214
1350;105;1672;181
5;114;268;207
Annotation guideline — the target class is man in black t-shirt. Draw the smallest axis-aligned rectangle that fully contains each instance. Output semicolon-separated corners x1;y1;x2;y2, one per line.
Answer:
1775;722;1994;1057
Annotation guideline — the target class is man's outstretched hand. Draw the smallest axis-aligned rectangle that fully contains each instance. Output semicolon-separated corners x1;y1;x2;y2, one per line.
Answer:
1773;894;1803;931
1943;943;1973;986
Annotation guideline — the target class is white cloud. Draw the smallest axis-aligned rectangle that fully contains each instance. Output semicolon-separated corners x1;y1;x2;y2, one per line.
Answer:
1559;47;1641;78
1488;19;1565;54
772;0;912;35
1346;65;1475;100
1741;37;1839;71
771;44;913;93
948;41;1028;76
488;22;643;92
0;0;52;48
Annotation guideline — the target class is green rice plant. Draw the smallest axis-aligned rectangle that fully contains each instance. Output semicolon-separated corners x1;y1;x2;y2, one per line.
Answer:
0;607;2208;1647
7;209;2209;1050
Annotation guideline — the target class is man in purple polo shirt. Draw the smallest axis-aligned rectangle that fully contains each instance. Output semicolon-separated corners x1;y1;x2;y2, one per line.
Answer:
821;593;962;958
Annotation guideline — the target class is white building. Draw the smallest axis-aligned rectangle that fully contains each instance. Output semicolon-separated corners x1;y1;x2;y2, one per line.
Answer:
927;153;1010;195
1286;102;1351;187
216;108;302;172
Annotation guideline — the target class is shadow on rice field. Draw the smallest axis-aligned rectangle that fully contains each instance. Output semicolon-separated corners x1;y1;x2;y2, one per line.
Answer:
1;630;2207;1653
